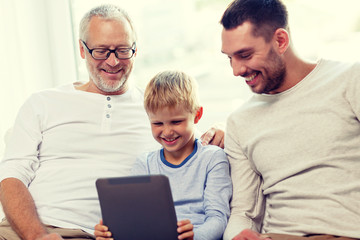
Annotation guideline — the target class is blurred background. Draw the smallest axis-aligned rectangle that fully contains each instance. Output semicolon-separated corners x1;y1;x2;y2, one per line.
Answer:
0;0;360;157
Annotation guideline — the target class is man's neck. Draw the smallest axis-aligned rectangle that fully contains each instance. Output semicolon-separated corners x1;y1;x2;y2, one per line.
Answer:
278;48;317;93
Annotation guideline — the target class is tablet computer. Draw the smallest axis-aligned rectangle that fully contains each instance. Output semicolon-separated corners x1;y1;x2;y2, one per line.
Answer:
96;175;178;240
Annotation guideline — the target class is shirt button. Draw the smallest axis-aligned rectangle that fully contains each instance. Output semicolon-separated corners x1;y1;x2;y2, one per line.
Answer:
107;96;111;101
107;104;112;108
106;114;110;118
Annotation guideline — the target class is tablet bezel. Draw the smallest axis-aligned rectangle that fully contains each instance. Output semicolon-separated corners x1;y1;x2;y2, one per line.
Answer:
96;175;178;240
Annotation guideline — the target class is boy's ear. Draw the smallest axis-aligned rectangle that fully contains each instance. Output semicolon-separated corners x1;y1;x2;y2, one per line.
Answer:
194;107;203;124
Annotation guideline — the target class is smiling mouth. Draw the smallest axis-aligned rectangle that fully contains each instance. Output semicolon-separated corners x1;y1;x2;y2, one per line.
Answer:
162;136;180;143
245;72;258;82
103;69;122;74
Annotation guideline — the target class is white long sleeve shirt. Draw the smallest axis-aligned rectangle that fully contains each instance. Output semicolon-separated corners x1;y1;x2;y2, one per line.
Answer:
224;59;360;239
0;83;158;234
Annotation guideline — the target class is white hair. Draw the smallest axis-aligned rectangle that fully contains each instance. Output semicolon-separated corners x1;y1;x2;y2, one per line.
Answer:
79;4;137;42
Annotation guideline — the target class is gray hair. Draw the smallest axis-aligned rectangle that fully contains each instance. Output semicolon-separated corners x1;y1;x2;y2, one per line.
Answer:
79;4;137;42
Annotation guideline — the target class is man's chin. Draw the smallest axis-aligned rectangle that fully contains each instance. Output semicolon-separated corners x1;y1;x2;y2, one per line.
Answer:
249;85;264;94
99;80;128;94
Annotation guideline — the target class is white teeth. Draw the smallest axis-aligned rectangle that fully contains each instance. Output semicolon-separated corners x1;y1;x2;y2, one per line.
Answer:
163;137;177;142
245;73;257;82
105;69;120;73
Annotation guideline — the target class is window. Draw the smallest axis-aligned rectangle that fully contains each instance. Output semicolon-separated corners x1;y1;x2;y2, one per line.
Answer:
69;0;360;132
1;0;359;156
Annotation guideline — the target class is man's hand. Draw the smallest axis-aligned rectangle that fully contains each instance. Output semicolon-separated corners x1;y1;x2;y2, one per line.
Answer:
36;233;63;240
233;229;271;240
200;124;225;148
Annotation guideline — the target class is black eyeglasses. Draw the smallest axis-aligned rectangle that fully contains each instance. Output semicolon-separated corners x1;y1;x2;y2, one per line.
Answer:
81;40;136;60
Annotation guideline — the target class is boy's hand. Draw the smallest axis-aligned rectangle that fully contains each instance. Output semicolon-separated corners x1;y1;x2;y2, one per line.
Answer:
177;219;194;240
94;220;113;240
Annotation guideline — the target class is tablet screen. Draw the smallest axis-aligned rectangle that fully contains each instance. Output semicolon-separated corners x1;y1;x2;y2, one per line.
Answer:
96;175;178;240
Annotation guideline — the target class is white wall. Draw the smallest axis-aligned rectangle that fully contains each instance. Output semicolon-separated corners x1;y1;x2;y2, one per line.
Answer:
0;0;77;157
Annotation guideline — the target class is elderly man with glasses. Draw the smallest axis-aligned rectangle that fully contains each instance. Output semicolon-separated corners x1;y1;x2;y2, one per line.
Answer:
0;4;223;240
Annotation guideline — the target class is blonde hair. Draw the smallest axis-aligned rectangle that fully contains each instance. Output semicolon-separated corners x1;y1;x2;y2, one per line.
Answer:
144;70;200;114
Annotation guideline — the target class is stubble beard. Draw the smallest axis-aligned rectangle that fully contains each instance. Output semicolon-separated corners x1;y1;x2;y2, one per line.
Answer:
262;49;286;94
87;63;129;94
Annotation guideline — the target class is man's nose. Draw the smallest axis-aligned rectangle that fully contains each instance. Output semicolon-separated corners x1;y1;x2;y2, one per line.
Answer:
105;52;120;66
231;58;247;77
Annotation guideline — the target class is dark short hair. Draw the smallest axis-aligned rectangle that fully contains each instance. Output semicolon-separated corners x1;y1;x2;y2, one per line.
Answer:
220;0;288;42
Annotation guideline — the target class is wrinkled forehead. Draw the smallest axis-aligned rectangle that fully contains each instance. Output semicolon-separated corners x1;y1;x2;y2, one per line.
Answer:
87;16;135;46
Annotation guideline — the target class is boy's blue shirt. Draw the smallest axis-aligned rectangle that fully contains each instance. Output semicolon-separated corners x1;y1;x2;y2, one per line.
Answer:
132;139;233;240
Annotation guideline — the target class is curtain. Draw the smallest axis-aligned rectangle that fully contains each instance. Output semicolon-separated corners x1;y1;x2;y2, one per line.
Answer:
0;0;77;157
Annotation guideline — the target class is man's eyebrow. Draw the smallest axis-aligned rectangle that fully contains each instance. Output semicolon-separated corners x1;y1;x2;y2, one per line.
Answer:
222;47;253;56
233;48;253;55
93;44;132;48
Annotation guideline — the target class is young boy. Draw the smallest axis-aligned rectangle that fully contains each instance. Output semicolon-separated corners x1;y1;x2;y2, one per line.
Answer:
94;70;232;240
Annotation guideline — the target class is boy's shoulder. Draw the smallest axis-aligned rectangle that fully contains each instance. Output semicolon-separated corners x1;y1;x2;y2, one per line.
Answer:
196;140;227;162
136;149;161;163
197;139;224;153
